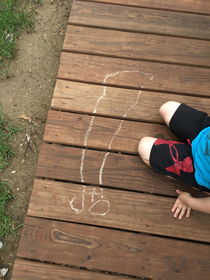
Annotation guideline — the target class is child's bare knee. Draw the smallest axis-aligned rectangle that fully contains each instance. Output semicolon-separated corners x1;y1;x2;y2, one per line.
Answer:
159;101;181;126
138;137;148;157
138;137;156;166
159;101;175;116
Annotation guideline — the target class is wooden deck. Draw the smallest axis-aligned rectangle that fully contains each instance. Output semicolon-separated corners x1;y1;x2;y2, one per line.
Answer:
11;1;210;279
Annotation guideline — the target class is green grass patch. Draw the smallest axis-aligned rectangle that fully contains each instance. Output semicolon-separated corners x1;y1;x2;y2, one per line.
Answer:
0;0;41;77
0;107;23;171
0;182;22;243
0;108;23;243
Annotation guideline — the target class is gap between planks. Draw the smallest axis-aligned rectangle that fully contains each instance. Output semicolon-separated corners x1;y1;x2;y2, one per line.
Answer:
62;25;210;68
16;216;210;280
69;1;210;40
27;179;210;242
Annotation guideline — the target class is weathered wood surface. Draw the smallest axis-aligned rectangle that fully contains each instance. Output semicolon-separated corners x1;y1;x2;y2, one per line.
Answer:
12;0;210;279
70;1;210;39
52;80;210;123
64;25;210;67
36;143;205;198
57;52;210;96
28;179;210;242
87;0;210;15
12;259;132;280
17;217;210;280
43;110;178;154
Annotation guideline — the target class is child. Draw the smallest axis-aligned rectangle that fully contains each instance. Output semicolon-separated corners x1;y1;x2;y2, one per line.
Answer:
138;101;210;219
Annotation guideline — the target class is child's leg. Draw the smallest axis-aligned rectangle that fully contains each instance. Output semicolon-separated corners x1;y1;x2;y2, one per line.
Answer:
159;101;181;127
138;101;181;167
138;101;210;193
138;137;157;167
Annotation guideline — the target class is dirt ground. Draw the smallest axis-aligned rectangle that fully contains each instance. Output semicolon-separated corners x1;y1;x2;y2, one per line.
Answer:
0;1;72;279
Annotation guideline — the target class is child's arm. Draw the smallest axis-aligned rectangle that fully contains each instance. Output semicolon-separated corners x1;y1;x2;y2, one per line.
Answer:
172;189;210;219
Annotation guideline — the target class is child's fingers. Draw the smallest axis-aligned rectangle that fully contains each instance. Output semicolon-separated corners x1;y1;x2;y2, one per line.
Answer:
172;198;180;212
186;207;191;218
173;204;183;218
178;206;187;219
176;189;183;195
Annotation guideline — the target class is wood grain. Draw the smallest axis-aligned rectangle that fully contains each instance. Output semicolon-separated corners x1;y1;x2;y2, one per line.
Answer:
35;143;205;197
57;52;210;97
43;110;178;154
12;259;131;280
17;217;210;280
52;80;210;123
87;0;210;15
70;1;210;39
64;25;210;67
11;1;210;280
28;179;210;242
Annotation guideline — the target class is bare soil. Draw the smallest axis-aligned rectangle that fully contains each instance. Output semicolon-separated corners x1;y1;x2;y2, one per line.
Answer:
0;1;72;279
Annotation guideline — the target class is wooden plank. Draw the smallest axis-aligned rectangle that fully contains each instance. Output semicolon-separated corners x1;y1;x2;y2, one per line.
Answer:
64;25;210;67
28;179;210;242
70;1;210;40
57;52;210;97
52;80;210;123
35;143;205;197
87;0;210;15
43;111;178;154
17;217;210;280
12;259;131;280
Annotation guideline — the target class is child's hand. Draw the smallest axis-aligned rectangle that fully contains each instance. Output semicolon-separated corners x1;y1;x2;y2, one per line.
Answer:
172;190;192;219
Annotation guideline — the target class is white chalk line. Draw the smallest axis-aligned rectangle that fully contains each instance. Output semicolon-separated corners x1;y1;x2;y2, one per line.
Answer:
103;70;153;82
99;72;154;185
99;152;110;185
98;90;142;185
80;71;152;184
70;186;110;216
80;150;86;183
72;79;110;214
71;70;155;214
88;199;110;216
70;188;85;214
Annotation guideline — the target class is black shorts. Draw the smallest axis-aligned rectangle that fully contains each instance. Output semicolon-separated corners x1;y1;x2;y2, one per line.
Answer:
149;103;210;192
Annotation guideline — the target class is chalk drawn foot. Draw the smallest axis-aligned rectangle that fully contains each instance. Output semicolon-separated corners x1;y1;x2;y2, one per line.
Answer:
70;196;84;214
88;199;110;216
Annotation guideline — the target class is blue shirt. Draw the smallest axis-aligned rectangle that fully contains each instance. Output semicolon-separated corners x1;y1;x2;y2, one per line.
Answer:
192;126;210;190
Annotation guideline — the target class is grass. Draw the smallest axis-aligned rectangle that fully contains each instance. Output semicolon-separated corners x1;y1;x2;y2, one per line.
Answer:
0;108;23;244
0;107;23;171
0;0;42;246
0;0;42;77
0;182;22;242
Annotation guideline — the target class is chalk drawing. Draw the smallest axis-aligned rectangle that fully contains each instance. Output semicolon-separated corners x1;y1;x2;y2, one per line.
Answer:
70;187;85;214
88;200;110;216
98;73;154;185
70;70;155;215
70;187;110;215
99;152;109;185
80;149;86;183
